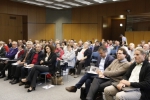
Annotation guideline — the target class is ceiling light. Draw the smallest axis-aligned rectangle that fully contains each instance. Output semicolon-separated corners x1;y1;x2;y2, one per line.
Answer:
112;0;120;1
24;0;44;6
120;15;124;18
55;0;64;2
54;4;71;8
64;2;81;6
36;0;53;4
94;0;106;3
120;23;123;27
46;5;63;9
75;0;93;5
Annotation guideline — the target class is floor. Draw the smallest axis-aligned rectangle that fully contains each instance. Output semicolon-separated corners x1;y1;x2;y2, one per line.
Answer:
0;72;83;100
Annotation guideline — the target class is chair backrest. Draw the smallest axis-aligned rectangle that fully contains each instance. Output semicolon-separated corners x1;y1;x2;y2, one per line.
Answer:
110;49;117;55
91;52;100;60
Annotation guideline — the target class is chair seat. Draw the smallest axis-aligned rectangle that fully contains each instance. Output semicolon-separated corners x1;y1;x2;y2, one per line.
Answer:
40;72;50;75
91;59;97;62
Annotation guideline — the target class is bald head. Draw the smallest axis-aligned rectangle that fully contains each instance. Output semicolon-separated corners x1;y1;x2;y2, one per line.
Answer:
12;41;17;48
35;44;42;52
143;44;149;51
129;43;135;50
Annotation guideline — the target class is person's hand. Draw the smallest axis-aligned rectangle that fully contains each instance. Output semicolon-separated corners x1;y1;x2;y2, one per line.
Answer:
5;60;8;64
24;63;27;67
99;74;104;78
96;69;101;74
19;62;24;65
29;64;34;67
40;60;44;64
120;80;130;86
117;83;125;91
17;60;21;64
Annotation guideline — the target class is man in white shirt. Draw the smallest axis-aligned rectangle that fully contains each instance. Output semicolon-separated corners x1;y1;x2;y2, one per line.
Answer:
65;46;114;98
104;48;150;100
128;43;135;61
120;34;127;45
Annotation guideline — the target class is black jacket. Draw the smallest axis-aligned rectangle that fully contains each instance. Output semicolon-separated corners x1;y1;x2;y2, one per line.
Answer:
24;49;35;64
0;47;6;57
95;55;114;70
42;52;57;74
123;61;150;100
84;48;92;67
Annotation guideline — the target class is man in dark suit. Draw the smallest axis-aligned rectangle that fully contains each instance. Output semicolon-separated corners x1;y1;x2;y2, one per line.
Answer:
19;44;44;87
65;46;114;97
0;41;18;80
0;41;6;57
10;41;35;85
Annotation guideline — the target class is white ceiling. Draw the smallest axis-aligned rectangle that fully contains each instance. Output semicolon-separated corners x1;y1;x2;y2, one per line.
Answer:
11;0;128;10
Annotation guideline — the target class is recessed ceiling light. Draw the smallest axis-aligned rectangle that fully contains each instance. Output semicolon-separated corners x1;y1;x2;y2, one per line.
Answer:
55;0;64;2
64;2;81;6
36;0;53;4
120;15;124;18
46;5;63;9
24;0;44;6
54;4;71;8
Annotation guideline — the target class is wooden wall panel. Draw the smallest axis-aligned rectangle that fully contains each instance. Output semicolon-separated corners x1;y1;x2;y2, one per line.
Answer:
36;24;46;39
0;27;8;42
80;8;89;23
0;14;9;26
17;4;28;15
27;6;37;23
88;6;98;23
71;24;81;41
133;32;144;46
17;27;23;40
98;4;107;16
88;24;98;42
0;0;46;42
7;1;18;15
125;31;150;46
145;0;150;12
72;8;81;23
106;3;116;16
0;0;8;13
81;24;89;42
125;32;134;44
111;19;126;40
63;24;72;40
36;7;46;23
28;24;37;40
143;32;150;43
45;24;55;40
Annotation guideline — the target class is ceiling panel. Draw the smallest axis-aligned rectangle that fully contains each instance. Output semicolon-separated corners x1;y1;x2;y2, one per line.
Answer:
11;0;128;10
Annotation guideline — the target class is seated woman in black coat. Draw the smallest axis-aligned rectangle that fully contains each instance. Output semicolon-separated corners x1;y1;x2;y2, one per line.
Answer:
21;45;57;92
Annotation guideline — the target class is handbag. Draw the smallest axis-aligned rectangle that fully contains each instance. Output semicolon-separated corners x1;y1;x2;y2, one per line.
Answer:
51;76;64;85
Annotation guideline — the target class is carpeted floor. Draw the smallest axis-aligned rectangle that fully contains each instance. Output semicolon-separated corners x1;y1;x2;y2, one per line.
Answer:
0;74;83;100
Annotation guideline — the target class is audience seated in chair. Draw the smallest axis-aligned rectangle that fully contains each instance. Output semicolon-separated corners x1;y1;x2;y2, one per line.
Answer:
21;45;56;92
0;41;6;57
12;41;35;86
0;41;18;80
104;48;150;100
86;48;130;100
61;44;76;75
19;44;44;88
65;46;114;99
74;42;92;78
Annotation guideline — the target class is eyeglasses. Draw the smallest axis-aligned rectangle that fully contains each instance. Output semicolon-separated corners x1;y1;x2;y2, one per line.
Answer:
117;53;123;55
